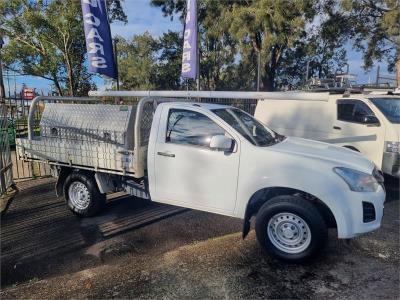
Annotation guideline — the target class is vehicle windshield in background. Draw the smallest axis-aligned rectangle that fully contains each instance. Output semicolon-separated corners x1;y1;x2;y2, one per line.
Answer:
370;98;400;124
212;108;282;146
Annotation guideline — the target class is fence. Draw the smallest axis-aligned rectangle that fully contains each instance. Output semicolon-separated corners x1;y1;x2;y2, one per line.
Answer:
3;97;51;180
0;102;13;195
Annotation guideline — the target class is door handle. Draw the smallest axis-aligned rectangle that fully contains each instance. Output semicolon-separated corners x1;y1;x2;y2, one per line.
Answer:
333;126;341;130
157;151;175;158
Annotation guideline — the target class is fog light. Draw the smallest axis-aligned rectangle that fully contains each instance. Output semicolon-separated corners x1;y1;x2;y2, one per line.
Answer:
386;141;399;153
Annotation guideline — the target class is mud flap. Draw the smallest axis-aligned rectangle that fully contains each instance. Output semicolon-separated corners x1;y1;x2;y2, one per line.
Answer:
242;207;252;239
55;167;72;197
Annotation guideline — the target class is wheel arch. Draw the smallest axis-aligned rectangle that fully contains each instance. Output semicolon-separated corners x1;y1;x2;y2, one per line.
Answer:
343;145;360;152
242;186;337;239
56;167;95;197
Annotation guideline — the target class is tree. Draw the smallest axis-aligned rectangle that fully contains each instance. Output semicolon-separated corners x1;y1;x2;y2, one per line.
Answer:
152;0;239;91
275;6;349;89
0;0;126;96
152;0;350;90
199;0;237;90
117;31;184;90
117;33;158;90
154;31;183;90
226;0;318;91
152;0;347;91
341;0;400;83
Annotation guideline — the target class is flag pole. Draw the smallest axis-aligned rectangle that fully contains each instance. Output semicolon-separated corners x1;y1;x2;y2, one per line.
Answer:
113;38;120;91
196;0;200;91
196;42;200;91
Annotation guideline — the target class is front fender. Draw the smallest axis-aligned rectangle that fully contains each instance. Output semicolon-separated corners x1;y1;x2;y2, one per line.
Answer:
235;159;354;239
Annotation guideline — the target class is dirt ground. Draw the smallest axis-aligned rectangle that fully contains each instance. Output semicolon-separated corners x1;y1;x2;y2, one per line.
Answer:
1;177;399;299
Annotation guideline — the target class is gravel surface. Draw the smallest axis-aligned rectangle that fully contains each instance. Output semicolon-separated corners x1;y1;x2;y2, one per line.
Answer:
1;178;399;299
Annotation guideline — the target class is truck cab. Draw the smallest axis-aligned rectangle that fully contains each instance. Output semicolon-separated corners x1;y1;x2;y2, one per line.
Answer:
333;94;399;178
146;102;385;261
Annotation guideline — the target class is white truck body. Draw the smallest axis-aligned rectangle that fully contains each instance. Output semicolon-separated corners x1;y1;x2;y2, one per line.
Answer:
16;93;386;261
147;102;384;238
254;93;400;178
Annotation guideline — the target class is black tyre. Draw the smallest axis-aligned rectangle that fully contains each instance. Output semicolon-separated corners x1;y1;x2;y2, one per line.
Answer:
64;171;106;217
255;195;327;262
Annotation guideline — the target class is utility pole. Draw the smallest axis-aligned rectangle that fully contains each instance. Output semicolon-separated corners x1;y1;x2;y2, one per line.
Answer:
254;32;262;91
375;65;380;86
0;37;5;101
196;47;200;91
113;38;120;91
257;52;261;92
396;57;400;87
305;60;310;82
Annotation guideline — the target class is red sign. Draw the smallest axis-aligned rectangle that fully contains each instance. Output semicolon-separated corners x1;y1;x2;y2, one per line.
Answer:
23;88;35;100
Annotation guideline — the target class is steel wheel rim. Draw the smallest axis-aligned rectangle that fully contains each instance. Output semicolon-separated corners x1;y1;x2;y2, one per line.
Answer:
68;181;90;210
267;212;312;254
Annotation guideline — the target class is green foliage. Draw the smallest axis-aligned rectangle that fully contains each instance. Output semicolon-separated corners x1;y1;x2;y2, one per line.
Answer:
341;0;400;71
226;0;317;90
117;33;158;90
0;0;126;96
117;31;183;90
155;31;183;90
4;0;393;93
151;0;348;91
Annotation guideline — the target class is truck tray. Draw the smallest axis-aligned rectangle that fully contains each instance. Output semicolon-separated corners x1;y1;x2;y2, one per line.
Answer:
16;137;136;175
16;103;141;176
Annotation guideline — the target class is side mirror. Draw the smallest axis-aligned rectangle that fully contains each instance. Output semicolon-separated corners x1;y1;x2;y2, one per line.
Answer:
363;115;380;126
209;135;234;151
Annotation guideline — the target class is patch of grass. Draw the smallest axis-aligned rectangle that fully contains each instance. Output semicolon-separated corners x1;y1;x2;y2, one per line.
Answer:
28;277;39;284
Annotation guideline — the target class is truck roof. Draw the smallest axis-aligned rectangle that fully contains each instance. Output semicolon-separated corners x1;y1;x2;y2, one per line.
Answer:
331;93;400;100
161;101;232;110
363;94;400;99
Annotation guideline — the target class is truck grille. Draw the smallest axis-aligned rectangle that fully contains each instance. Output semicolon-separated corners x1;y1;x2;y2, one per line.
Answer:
362;202;376;223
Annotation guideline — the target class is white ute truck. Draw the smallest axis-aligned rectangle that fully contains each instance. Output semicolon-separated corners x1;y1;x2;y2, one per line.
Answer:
16;93;385;262
255;92;400;178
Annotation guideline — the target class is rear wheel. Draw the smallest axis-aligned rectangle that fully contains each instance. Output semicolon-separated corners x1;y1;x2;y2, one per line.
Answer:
255;195;327;262
64;172;105;217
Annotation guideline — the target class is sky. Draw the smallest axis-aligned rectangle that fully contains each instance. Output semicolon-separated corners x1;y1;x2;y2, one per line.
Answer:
3;0;395;96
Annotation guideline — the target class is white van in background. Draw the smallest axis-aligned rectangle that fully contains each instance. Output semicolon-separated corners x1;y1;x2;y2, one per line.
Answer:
255;92;400;178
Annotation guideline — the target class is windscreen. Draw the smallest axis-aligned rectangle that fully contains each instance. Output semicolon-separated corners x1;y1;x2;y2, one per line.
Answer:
370;98;400;124
212;108;282;146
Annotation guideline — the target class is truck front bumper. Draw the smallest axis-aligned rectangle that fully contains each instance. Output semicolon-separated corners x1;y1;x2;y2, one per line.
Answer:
331;186;386;239
382;152;400;178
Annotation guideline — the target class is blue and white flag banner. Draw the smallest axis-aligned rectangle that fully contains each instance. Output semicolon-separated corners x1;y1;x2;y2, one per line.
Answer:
181;0;198;79
81;0;117;79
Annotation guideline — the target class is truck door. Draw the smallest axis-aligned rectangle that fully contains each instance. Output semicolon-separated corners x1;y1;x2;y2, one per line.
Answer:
333;99;385;166
152;107;240;215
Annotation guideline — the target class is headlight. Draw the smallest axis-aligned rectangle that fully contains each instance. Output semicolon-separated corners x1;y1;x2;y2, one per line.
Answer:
386;141;400;153
333;167;379;192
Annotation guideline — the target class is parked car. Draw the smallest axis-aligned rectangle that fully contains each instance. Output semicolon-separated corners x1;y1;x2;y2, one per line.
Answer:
16;98;385;262
255;93;400;178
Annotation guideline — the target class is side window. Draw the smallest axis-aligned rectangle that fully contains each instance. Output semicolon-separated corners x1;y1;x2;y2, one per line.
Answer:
337;102;355;122
353;102;373;122
337;100;374;123
166;109;226;147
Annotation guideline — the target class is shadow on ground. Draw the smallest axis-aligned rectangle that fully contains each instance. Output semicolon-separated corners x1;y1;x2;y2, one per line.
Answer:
1;178;242;287
1;177;399;299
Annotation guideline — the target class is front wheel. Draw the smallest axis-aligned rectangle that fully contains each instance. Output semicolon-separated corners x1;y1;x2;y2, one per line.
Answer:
255;195;327;262
64;171;106;217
